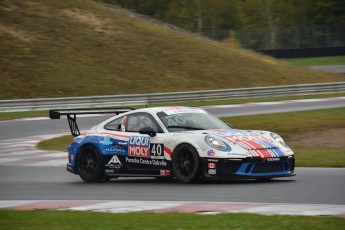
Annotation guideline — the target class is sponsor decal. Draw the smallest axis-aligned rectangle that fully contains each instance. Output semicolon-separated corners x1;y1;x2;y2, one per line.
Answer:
107;155;121;165
208;169;217;175
266;158;280;162
165;170;171;176
164;107;206;115
103;139;128;156
70;155;74;160
105;146;127;155
227;152;247;156
207;149;216;156
208;163;216;169
106;155;122;169
207;159;218;162
125;157;167;167
128;136;150;158
105;169;114;174
100;136;113;145
160;170;166;175
150;143;164;159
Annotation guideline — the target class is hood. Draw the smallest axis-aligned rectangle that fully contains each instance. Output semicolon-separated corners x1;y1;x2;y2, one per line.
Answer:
205;129;287;158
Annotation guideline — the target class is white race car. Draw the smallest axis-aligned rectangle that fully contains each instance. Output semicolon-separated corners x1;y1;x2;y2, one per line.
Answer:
50;106;295;183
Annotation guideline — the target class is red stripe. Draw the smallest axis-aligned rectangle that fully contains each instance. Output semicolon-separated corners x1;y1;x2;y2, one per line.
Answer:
246;140;273;157
86;132;130;139
240;141;274;158
164;146;173;158
238;141;261;157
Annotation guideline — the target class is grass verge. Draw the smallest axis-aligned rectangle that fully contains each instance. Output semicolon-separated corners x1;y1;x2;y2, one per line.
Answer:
38;108;345;167
0;210;344;230
286;55;345;66
1;92;345;121
222;108;345;141
37;135;73;152
294;147;345;167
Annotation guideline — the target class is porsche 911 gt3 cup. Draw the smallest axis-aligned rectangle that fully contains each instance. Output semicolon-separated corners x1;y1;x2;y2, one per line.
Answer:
50;106;295;183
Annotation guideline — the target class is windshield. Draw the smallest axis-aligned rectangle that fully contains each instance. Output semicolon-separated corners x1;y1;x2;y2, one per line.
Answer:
157;111;231;132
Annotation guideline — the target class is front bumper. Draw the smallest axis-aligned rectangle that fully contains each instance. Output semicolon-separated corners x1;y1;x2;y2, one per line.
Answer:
203;156;295;179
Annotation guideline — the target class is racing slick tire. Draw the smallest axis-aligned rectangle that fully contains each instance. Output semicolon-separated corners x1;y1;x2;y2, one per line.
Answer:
172;144;200;183
76;145;105;183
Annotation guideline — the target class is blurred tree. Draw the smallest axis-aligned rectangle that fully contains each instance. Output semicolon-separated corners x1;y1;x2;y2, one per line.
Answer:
313;0;345;24
240;0;296;49
104;0;344;48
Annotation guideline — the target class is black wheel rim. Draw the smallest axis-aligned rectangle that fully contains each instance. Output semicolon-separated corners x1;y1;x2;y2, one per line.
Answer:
176;150;195;178
80;148;98;175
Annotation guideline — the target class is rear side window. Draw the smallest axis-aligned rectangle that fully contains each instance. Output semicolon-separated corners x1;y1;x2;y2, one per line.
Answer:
104;117;123;131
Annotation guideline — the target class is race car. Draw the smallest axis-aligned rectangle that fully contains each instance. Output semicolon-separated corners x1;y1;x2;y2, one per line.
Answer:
50;106;295;183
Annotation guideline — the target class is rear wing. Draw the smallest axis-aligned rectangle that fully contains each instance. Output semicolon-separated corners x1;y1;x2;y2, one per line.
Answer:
49;108;134;137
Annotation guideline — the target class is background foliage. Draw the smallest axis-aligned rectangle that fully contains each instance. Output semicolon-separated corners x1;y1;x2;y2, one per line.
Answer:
105;0;345;49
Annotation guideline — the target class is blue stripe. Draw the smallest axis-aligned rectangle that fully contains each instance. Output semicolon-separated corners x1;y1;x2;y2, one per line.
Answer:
260;140;285;157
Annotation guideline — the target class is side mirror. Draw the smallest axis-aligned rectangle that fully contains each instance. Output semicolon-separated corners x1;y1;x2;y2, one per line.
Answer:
227;123;233;128
139;127;156;137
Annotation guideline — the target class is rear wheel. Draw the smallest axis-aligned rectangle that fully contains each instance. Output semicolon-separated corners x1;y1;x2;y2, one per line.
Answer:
77;146;105;182
172;144;200;183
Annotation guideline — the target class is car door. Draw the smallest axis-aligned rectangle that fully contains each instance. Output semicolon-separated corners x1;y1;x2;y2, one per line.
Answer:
102;112;169;176
123;112;168;173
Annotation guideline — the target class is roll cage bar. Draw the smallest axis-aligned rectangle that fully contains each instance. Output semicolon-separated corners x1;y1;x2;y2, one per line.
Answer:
49;108;135;137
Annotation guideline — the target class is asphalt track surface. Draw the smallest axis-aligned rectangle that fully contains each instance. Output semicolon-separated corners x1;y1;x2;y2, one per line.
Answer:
0;97;344;206
309;65;345;73
1;166;344;205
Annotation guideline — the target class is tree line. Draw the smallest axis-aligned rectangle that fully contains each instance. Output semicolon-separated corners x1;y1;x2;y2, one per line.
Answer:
103;0;345;49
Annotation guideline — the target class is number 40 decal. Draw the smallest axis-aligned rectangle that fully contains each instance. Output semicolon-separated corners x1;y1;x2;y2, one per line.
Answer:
150;143;164;156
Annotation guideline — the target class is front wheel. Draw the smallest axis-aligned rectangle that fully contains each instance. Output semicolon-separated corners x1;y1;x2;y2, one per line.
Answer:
76;145;105;182
172;144;200;183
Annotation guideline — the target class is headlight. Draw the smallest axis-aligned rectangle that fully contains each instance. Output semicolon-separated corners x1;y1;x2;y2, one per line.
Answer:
270;133;285;145
204;135;227;151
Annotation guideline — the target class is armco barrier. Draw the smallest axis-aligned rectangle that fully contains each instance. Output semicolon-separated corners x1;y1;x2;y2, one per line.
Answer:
1;82;345;112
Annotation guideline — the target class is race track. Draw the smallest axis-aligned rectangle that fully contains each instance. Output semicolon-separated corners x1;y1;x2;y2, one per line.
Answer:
0;97;345;215
0;165;344;205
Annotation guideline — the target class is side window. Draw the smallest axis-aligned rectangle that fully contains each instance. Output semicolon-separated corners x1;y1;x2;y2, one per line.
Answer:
126;113;162;133
104;117;123;131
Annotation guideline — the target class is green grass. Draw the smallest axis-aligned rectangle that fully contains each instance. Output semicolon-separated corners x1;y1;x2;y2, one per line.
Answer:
0;110;52;121
37;135;73;152
287;56;345;66
1;92;345;121
38;108;345;167
0;0;344;100
223;108;345;142
294;147;345;167
0;210;344;230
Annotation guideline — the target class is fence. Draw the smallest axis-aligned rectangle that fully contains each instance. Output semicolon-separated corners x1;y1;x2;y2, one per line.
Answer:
234;24;345;50
1;82;345;112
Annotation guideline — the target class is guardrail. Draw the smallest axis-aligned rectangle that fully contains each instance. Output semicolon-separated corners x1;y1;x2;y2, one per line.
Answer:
1;82;345;112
